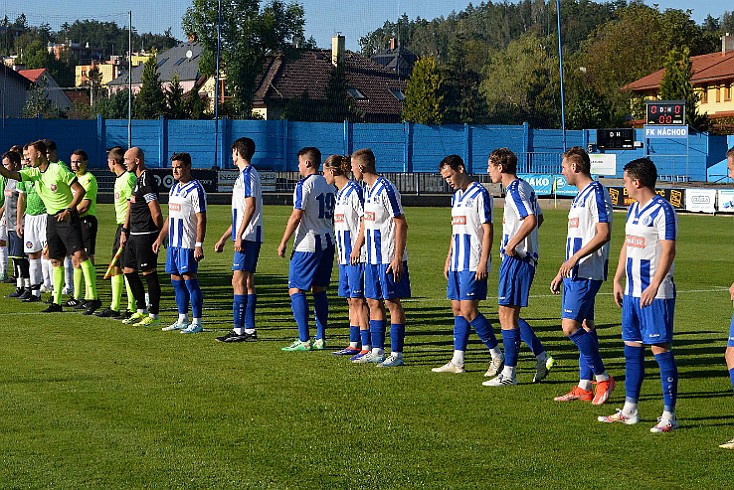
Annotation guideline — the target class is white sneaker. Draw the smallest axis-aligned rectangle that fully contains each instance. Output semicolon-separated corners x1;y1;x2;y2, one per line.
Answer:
377;355;405;368
40;285;51;293
597;409;640;425
432;361;465;373
162;320;189;332
719;438;734;449
484;353;505;377
180;324;203;334
353;352;385;364
482;372;517;387
532;355;555;383
650;416;678;433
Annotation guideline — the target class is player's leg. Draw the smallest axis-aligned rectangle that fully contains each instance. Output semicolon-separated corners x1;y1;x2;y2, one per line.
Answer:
122;237;148;324
484;257;522;386
282;251;318;351
134;233;161;327
23;216;44;302
41;218;68;311
459;271;503;376
721;315;734;448
310;245;334;349
332;264;361;356
179;248;203;334
241;241;260;337
97;227;124;317
647;298;678;433
376;261;410;368
66;219;100;315
163;247;189;331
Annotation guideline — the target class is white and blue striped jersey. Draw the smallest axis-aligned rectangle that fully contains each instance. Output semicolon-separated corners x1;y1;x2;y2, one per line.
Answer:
334;180;366;265
624;195;677;299
502;178;541;263
566;181;613;280
449;181;493;272
232;165;263;243
364;176;407;265
168;179;206;249
292;174;335;253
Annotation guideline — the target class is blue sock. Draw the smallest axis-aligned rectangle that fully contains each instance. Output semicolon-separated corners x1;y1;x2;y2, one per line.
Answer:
624;344;645;403
291;292;310;342
370;319;386;350
349;326;360;343
171;279;189;315
313;291;328;340
245;294;257;329
581;329;600;380
654;351;678;413
501;328;521;367
729;367;734;393
471;313;498;349
570;328;606;375
360;329;370;348
184;278;203;319
390;323;406;353
453;316;470;351
233;294;246;328
519;318;544;356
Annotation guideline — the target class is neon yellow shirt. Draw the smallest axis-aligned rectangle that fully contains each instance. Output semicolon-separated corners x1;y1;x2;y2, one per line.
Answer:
76;172;98;218
19;163;77;215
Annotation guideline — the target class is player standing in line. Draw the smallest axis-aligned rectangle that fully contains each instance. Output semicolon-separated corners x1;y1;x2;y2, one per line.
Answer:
484;148;554;386
95;147;138;318
432;155;504;376
322;154;370;358
2;151;30;299
598;157;679;432
0;157;7;283
722;146;734;449
550;147;615;404
153;153;206;334
65;150;100;314
214;137;263;343
43;139;74;297
278;147;335;352
350;148;410;367
119;147;163;327
0;140;98;313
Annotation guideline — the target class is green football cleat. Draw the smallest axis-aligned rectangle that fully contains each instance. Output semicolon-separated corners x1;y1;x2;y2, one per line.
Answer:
281;340;312;351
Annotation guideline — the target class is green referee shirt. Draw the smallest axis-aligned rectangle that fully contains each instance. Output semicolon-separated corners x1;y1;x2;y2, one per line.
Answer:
16;180;47;216
19;163;77;215
114;171;136;225
76;171;97;218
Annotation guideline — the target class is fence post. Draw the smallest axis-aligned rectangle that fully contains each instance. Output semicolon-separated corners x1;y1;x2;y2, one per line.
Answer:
36;113;43;140
404;121;413;173
343;120;353;156
158;115;167;168
97;115;105;167
282;119;290;171
522;122;530;173
219;116;229;169
464;123;472;173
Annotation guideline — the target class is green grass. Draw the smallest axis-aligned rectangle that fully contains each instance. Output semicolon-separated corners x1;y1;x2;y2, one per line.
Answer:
1;204;733;488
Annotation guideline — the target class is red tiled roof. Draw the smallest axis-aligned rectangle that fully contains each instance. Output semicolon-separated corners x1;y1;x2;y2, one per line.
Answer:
625;50;734;91
18;68;46;83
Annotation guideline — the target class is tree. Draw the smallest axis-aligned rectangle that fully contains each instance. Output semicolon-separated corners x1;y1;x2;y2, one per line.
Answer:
183;0;305;118
403;56;444;125
320;62;363;122
83;64;104;106
135;54;165;118
659;46;708;130
93;89;134;119
442;28;489;124
166;74;187;119
22;79;61;118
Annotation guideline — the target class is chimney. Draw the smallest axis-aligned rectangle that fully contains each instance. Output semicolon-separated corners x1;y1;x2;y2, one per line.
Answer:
390;38;396;50
331;34;345;66
723;33;734;54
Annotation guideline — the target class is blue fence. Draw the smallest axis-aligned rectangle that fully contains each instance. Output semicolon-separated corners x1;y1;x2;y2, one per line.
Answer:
0;116;727;181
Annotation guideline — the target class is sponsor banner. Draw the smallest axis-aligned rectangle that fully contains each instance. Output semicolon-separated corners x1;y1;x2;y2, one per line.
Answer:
608;186;685;209
518;174;553;196
216;169;277;192
643;124;688;138
590;153;617;176
718;189;734;212
685;189;716;213
149;168;218;194
553;175;578;197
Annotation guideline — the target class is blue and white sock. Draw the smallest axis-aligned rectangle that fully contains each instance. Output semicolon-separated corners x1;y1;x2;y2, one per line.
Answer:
501;328;521;368
390;323;405;355
624;344;645;408
370;319;386;354
245;293;257;331
471;313;498;350
654;350;678;414
360;329;370;351
233;294;247;334
349;326;360;348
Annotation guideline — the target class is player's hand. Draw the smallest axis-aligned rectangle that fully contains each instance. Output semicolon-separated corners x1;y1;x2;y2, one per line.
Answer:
234;237;243;253
56;209;70;223
16;223;22;236
443;261;449;280
349;248;360;265
387;259;403;283
550;273;562;295
152;240;161;254
558;257;577;278
639;285;658;308
214;239;225;254
474;263;488;281
613;280;624;307
504;244;517;257
119;232;128;248
277;243;286;258
194;246;204;262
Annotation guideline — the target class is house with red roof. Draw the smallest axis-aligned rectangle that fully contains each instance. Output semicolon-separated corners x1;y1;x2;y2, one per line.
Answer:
18;68;72;112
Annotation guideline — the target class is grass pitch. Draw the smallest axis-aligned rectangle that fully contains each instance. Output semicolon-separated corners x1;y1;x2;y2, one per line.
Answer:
0;204;732;489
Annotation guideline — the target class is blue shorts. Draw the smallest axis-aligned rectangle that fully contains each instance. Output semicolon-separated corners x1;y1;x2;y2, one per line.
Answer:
622;295;675;344
561;278;602;322
289;246;334;290
498;256;535;307
365;262;411;300
232;241;261;273
447;270;488;301
165;246;198;275
338;263;365;298
728;314;734;347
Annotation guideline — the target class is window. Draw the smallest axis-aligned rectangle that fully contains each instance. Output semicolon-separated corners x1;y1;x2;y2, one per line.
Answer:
389;89;406;101
726;83;732;102
701;85;708;104
716;84;721;103
347;88;367;100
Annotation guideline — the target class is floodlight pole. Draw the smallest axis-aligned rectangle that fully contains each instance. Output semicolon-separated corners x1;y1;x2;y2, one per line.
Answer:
128;10;132;148
556;0;566;150
214;0;222;168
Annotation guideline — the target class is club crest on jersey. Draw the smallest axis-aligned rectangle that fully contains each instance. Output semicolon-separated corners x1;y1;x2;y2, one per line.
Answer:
625;235;646;248
568;217;579;228
50;184;57;192
643;215;654;226
452;216;467;225
464;199;473;207
364;211;375;221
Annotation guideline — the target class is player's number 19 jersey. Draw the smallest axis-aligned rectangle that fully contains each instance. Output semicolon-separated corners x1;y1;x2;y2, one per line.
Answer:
292;174;334;253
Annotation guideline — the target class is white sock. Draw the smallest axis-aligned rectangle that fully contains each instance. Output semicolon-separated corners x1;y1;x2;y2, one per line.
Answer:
29;258;42;287
178;313;188;323
42;258;53;288
595;371;610;382
622;401;638;416
0;246;7;274
192;317;201;325
662;410;675;421
234;327;245;335
501;365;516;378
64;256;73;290
149;314;159;320
349;341;359;348
371;347;384;356
579;379;593;391
390;351;402;359
23;277;30;287
451;350;465;366
244;328;256;334
489;347;502;359
362;344;370;352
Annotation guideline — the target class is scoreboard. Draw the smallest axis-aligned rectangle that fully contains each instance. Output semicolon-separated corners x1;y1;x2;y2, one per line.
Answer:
645;100;685;125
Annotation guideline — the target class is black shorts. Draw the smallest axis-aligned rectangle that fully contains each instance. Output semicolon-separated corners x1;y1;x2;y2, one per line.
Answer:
80;215;98;256
47;210;84;260
112;224;123;258
7;230;26;258
123;233;158;271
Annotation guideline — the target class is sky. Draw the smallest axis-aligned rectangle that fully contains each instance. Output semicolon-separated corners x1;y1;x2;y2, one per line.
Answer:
1;0;732;52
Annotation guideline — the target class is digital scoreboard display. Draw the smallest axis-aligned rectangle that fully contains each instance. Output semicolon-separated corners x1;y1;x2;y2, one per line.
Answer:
645;100;685;125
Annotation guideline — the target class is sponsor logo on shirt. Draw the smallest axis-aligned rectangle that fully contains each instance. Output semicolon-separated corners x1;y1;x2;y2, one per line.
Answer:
169;203;181;212
364;211;375;221
625;235;646;248
452;216;467;225
568;217;579;228
334;213;345;223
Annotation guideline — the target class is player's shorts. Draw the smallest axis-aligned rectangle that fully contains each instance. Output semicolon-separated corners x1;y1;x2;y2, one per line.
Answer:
338;263;365;298
727;314;734;348
112;224;124;257
46;210;84;260
123;233;158;271
365;262;411;300
561;278;603;322
0;215;7;242
232;240;262;273
622;295;675;345
289;246;334;290
23;213;47;254
7;230;26;258
447;270;488;301
80;215;98;255
166;246;198;275
497;255;535;307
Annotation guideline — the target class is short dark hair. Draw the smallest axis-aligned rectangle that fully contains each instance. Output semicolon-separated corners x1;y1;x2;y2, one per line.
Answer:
232;137;255;161
171;152;192;166
2;151;21;167
42;139;57;152
71;149;88;161
624;157;657;189
439;154;465;172
298;147;322;167
562;146;591;175
488;147;517;174
352;148;376;173
107;146;125;166
30;140;47;154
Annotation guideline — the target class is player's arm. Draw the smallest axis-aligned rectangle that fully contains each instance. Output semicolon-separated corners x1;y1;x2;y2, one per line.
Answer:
475;222;493;281
234;196;255;253
16;191;25;236
277;208;304;258
77;198;91;214
350;218;365;265
152;215;169;254
58;181;86;223
639;239;675;308
215;225;233;253
120;200;131;247
194;211;206;261
612;241;628;307
148;199;163;230
0;165;21;181
444;237;453;280
504;213;536;257
387;214;408;282
558;221;611;278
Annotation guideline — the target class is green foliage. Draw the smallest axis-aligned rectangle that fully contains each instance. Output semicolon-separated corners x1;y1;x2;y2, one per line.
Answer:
92;89;134;119
441;30;489;124
21;78;61;118
659;46;708;130
283;62;363;122
165;74;187;119
134;54;165;119
58;20;178;57
403;56;444;125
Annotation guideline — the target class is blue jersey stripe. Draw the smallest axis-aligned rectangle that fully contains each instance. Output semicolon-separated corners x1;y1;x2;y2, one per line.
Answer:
294;181;304;209
242;167;252;197
626;257;634;295
462;234;471;270
639;259;650;292
593;184;609;223
177;219;184;248
509;183;529;218
373;229;383;264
